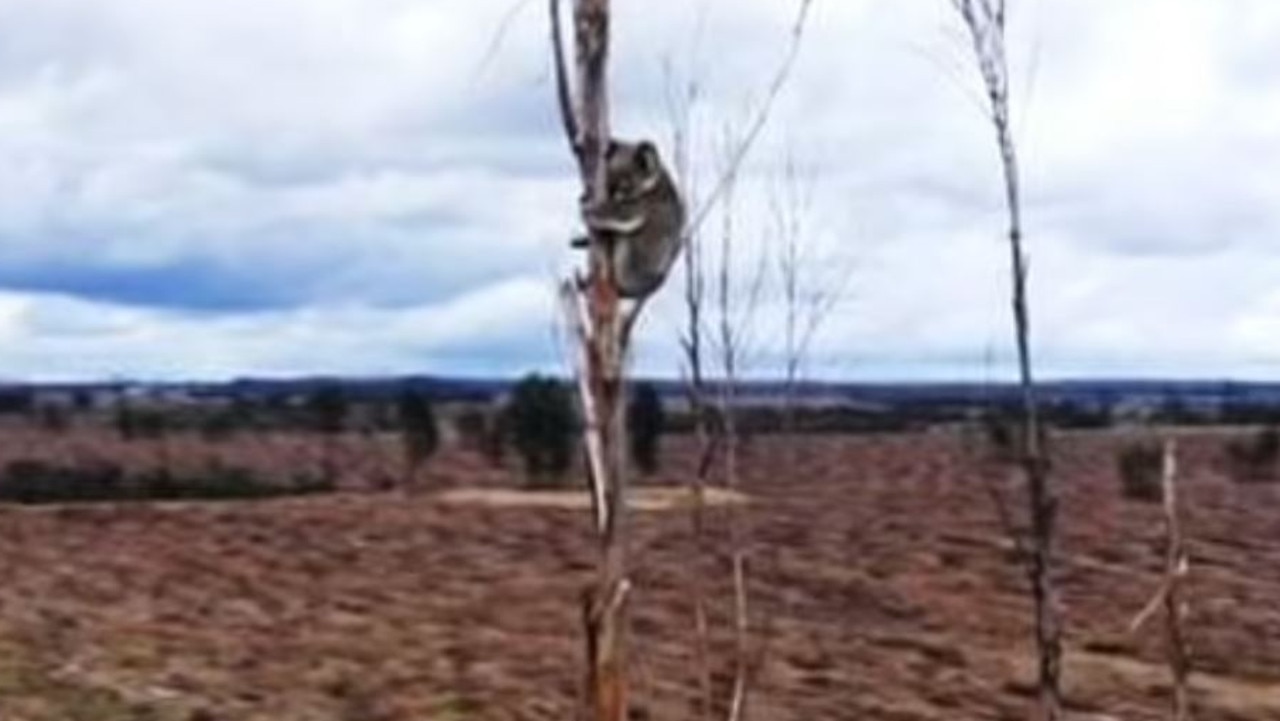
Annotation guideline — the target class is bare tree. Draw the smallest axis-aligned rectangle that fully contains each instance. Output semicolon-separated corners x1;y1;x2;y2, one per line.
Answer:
771;152;845;436
549;1;633;719
711;129;766;721
948;2;1061;719
548;2;814;716
667;64;717;721
672;109;771;721
660;7;815;719
1129;439;1192;721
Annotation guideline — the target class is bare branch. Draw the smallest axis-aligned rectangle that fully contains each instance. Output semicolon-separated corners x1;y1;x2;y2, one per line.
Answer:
1127;439;1192;721
1160;437;1192;721
1128;577;1168;636
712;126;756;721
664;55;714;719
683;0;815;242
474;0;535;82
771;148;848;413
560;280;609;533
550;0;581;157
982;467;1033;564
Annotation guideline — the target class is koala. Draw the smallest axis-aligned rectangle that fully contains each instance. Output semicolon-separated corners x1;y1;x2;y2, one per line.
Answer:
573;139;685;300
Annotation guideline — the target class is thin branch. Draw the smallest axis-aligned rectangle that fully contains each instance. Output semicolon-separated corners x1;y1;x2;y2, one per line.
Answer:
903;37;996;122
982;466;1033;564
549;0;581;156
714;129;753;721
1161;438;1192;721
560;280;610;533
683;0;816;242
771;147;847;415
1130;440;1192;721
474;0;535;82
667;54;715;721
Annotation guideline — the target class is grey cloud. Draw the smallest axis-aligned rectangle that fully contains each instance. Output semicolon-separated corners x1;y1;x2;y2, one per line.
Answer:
0;0;1278;379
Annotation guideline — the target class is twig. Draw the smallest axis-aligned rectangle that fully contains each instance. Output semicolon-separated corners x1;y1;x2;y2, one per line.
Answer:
715;135;753;721
474;0;535;82
980;465;1032;565
683;0;815;242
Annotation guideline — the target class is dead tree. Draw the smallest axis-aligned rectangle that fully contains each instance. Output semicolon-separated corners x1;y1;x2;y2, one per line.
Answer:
711;130;768;721
1129;439;1192;721
948;1;1062;718
772;152;845;437
548;2;813;716
663;7;814;718
549;1;634;719
667;67;716;721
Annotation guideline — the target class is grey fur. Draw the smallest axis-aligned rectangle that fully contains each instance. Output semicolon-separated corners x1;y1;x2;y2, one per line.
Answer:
578;139;686;299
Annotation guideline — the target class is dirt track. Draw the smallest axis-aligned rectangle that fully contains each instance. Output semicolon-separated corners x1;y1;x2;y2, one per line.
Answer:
1;428;1278;720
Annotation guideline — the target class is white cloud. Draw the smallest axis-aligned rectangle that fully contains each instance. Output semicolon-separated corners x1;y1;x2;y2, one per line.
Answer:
0;0;1275;379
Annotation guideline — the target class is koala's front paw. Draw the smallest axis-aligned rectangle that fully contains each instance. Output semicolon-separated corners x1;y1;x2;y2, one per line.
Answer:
580;203;615;234
580;193;608;217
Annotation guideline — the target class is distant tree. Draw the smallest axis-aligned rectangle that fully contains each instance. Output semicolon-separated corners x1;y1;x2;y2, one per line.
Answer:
115;402;168;441
506;374;575;486
454;405;507;467
482;410;508;468
72;389;94;413
114;402;136;440
397;387;440;488
1117;441;1164;502
199;406;244;442
33;404;72;433
1225;426;1280;483
0;389;33;415
627;382;665;475
306;383;349;435
305;383;348;483
228;395;260;431
455;407;484;449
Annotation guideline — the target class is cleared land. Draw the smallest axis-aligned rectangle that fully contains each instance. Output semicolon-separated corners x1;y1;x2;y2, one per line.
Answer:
0;428;1278;720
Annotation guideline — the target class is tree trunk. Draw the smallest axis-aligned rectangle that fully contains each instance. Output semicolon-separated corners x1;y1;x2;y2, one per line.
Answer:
553;2;630;719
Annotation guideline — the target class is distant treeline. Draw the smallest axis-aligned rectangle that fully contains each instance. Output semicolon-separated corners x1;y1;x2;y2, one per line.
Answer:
4;378;1280;438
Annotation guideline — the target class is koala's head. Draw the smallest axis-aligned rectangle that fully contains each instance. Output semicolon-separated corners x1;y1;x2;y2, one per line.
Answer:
604;139;662;199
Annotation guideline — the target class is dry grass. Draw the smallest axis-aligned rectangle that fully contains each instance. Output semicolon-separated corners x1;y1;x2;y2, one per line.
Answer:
0;428;1278;720
1005;646;1280;719
434;486;747;511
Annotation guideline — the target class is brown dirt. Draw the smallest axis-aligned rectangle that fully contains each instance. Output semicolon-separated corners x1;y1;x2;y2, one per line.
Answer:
0;426;1278;720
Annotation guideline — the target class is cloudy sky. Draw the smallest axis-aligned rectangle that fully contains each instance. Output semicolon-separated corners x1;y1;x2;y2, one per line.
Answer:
0;0;1276;382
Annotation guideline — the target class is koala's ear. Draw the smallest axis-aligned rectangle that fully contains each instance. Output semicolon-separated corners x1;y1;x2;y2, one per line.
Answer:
636;141;657;174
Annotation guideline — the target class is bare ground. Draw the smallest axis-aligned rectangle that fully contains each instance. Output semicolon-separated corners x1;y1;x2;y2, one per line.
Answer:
0;427;1278;720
